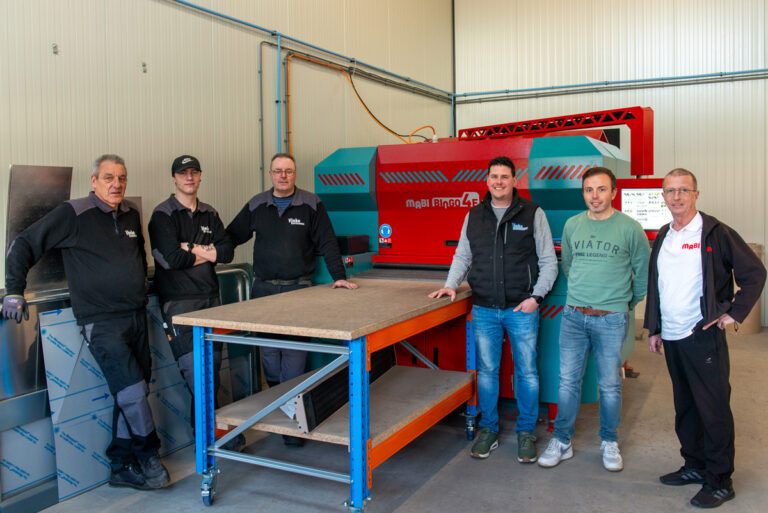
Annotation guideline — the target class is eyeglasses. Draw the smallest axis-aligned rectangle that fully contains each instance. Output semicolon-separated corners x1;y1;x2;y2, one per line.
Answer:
270;169;296;176
662;188;696;196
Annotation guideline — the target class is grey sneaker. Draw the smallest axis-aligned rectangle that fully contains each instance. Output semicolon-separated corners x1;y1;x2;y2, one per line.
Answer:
470;427;498;459
538;437;573;468
517;431;537;463
601;440;623;472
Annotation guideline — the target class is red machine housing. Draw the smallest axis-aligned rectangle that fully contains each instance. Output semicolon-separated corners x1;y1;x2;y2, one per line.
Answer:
373;128;614;267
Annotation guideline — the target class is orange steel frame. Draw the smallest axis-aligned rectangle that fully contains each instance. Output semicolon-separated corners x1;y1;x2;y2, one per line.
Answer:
363;297;475;488
367;298;472;365
368;380;474;472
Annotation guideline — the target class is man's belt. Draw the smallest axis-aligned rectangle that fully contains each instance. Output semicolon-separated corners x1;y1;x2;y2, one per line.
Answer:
569;305;613;317
255;276;312;287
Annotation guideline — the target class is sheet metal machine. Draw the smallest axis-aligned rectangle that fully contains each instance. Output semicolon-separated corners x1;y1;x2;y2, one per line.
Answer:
314;107;660;423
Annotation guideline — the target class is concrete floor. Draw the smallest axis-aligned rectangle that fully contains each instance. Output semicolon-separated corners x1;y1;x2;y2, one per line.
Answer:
43;331;768;513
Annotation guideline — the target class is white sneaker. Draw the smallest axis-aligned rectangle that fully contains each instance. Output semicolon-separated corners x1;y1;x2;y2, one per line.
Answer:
601;440;623;471
538;438;573;468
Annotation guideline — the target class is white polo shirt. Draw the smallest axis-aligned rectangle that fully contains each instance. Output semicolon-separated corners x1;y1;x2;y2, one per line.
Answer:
658;212;704;340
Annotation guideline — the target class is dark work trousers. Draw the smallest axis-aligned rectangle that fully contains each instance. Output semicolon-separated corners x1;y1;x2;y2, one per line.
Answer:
662;327;734;489
162;296;223;429
81;310;161;471
251;278;309;384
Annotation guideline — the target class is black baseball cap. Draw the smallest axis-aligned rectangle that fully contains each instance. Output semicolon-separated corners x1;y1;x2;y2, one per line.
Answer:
171;155;201;176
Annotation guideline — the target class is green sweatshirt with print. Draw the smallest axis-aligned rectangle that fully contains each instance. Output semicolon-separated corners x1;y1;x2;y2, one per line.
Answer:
561;210;650;313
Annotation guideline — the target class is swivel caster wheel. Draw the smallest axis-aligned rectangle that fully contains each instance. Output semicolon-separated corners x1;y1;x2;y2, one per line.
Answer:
201;466;220;507
463;412;477;440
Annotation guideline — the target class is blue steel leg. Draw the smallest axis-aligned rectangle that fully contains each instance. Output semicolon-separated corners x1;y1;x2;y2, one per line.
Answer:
465;317;478;439
347;336;370;511
194;326;218;504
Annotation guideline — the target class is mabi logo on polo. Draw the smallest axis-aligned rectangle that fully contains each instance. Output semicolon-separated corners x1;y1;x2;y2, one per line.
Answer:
288;218;305;226
124;230;137;238
681;242;700;250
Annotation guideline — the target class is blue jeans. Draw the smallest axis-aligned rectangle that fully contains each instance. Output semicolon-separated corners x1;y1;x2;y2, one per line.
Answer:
472;304;540;433
553;305;628;444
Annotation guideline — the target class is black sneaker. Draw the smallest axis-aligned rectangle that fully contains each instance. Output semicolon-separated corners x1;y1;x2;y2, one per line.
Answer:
690;484;735;508
109;464;151;490
660;466;706;486
283;435;305;447
139;455;171;489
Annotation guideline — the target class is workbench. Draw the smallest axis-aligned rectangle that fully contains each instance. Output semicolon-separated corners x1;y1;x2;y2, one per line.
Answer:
173;278;476;511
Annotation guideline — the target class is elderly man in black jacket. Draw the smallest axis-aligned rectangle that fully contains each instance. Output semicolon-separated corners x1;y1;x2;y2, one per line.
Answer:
3;155;170;490
645;168;766;509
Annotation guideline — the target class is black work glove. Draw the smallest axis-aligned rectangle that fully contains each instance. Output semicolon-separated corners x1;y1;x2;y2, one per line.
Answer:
2;294;29;323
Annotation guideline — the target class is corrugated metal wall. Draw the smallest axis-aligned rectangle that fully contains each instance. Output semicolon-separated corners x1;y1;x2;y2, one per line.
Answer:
454;0;768;323
0;0;453;278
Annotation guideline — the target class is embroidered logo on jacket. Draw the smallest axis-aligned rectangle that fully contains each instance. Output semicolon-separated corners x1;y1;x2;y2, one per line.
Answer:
124;230;137;238
511;223;528;231
201;226;212;234
288;218;305;226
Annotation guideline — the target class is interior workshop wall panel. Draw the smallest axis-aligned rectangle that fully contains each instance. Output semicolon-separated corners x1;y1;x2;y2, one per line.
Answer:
0;0;453;280
102;0;217;223
345;0;390;71
287;0;347;57
454;0;767;323
209;20;263;237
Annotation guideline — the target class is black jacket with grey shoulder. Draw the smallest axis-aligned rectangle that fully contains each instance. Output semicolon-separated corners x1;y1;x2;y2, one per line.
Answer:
5;192;148;325
644;211;766;337
148;195;234;302
225;187;346;282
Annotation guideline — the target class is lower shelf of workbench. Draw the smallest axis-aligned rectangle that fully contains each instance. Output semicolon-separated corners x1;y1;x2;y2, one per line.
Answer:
215;365;473;451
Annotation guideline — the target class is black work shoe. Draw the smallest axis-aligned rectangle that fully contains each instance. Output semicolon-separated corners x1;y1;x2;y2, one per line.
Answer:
109;464;151;490
139;455;171;489
660;466;706;486
283;435;305;447
690;484;735;508
221;433;247;452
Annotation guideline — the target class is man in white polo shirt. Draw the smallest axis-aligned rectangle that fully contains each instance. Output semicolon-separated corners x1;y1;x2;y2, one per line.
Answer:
645;168;765;509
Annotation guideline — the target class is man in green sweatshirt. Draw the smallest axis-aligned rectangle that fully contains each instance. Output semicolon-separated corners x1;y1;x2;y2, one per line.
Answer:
538;166;649;472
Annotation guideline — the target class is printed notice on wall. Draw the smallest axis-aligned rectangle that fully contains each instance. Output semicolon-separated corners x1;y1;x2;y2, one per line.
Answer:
621;188;672;231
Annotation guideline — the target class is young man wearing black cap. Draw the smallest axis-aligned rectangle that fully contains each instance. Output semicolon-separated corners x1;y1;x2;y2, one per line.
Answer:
148;155;240;447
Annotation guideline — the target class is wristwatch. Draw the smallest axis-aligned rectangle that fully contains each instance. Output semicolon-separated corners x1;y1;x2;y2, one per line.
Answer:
187;242;194;251
531;295;543;304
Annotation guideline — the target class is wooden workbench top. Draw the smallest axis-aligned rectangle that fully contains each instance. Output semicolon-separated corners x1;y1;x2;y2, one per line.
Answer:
172;278;472;340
